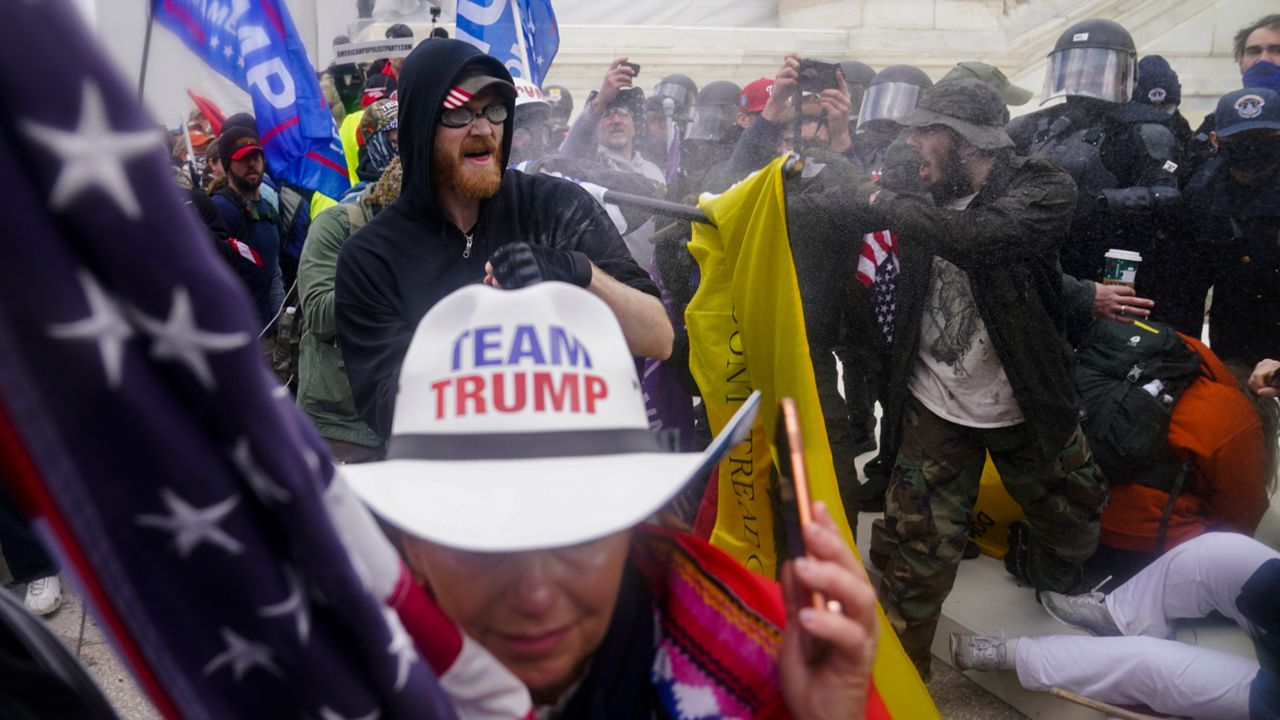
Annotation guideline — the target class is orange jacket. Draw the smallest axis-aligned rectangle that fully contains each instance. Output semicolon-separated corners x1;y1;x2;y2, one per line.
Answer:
1101;335;1269;553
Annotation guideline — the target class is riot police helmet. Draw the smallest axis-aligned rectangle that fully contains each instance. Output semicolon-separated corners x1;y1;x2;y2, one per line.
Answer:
1042;18;1138;104
687;80;743;141
857;64;933;129
653;73;699;123
840;60;876;110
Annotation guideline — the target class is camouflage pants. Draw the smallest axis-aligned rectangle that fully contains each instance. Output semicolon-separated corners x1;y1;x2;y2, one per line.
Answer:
875;398;1108;678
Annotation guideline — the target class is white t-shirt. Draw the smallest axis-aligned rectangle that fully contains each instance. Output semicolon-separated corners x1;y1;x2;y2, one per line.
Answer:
908;193;1024;428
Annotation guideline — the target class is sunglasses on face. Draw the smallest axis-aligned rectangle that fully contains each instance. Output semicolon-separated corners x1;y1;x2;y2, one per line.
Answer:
440;103;509;129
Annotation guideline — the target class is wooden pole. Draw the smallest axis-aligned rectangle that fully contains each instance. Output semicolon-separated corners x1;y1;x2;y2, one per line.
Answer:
1049;687;1165;720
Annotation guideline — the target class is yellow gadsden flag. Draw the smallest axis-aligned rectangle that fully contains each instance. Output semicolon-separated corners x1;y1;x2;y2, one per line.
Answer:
685;156;939;720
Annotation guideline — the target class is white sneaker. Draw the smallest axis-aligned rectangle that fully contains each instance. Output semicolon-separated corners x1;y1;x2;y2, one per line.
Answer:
23;575;61;617
1039;590;1121;636
950;633;1012;672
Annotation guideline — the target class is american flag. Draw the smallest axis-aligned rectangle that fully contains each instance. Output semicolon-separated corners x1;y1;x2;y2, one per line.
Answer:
0;3;528;718
856;230;899;344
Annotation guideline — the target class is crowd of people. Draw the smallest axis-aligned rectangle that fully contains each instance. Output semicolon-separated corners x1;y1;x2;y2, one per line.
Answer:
5;9;1280;719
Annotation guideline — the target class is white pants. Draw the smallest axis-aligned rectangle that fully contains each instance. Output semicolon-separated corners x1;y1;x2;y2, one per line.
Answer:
1015;533;1279;720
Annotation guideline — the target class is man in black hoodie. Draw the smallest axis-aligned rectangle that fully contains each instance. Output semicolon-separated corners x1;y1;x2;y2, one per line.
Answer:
336;40;671;440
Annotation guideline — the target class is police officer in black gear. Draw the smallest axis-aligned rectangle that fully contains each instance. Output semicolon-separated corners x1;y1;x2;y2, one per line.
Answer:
1175;87;1280;364
643;74;699;184
1132;55;1192;146
672;80;743;201
1007;18;1183;286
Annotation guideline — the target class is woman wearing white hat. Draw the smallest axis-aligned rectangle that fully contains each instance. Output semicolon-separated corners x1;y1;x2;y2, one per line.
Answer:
344;282;880;719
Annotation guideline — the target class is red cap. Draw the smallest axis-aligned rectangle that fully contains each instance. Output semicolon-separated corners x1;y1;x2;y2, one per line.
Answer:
219;126;263;167
739;78;774;114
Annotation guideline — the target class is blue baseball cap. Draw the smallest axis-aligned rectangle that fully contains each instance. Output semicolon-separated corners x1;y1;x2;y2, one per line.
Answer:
1215;87;1280;138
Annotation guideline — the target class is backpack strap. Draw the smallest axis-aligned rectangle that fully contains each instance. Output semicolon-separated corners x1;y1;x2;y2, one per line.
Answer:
1154;461;1195;553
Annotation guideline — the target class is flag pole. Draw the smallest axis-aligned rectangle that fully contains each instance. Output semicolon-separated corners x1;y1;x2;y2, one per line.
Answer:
598;154;807;226
138;1;155;97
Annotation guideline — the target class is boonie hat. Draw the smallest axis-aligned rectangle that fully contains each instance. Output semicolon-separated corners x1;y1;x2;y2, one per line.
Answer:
1215;87;1280;138
739;78;773;114
343;283;760;553
942;61;1033;107
900;77;1013;150
218;126;262;168
444;66;517;110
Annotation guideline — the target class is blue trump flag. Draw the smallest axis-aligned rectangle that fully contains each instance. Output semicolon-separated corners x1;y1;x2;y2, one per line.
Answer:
153;0;350;199
456;0;559;87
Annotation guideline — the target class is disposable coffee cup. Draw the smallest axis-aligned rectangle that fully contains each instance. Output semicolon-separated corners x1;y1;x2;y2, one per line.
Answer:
1103;249;1142;287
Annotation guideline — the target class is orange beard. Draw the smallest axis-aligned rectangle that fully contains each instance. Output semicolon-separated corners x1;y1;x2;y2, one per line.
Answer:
435;135;504;199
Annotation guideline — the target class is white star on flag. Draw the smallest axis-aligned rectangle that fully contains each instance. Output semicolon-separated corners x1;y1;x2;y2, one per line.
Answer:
224;45;235;60
230;438;292;504
210;35;219;50
259;565;311;645
134;487;244;557
237;56;245;70
21;80;160;219
48;270;135;389
203;627;284;682
134;286;249;389
382;606;419;692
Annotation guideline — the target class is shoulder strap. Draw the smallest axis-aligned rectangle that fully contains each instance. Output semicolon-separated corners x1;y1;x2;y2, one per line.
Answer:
214;186;257;232
344;202;368;233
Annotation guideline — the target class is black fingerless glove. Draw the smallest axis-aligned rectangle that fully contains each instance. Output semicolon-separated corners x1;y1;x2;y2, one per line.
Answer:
490;242;593;289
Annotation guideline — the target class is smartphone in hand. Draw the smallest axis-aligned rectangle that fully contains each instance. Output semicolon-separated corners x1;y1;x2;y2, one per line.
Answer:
776;397;825;612
621;61;641;77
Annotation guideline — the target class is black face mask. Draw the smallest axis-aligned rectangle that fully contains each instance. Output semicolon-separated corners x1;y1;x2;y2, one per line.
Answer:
1219;137;1280;176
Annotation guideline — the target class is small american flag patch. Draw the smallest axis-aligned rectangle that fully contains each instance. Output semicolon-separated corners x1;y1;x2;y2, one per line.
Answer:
443;87;472;109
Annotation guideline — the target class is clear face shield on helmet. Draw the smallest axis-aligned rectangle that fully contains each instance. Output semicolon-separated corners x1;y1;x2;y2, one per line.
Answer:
653;81;694;122
686;103;738;141
1041;47;1137;104
856;82;923;129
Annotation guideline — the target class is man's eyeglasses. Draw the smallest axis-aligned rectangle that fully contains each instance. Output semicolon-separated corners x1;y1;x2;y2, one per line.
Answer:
441;103;509;129
602;107;633;120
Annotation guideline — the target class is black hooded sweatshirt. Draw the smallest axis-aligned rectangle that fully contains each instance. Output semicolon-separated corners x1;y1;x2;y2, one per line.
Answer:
335;41;657;439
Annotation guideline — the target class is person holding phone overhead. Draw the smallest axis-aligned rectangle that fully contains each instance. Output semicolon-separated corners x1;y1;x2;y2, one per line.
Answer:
559;57;667;190
343;281;881;718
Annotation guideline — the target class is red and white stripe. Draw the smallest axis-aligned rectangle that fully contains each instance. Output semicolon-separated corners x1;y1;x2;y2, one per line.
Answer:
228;238;264;267
443;87;473;110
856;229;897;289
323;471;534;720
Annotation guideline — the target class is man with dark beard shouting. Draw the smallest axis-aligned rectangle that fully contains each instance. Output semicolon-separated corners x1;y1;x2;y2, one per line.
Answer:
336;40;672;441
828;78;1109;679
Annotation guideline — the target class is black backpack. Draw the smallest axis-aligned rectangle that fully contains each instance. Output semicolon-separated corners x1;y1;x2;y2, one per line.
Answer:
1075;319;1202;489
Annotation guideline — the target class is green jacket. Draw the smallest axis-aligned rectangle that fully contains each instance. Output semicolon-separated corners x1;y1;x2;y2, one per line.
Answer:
297;202;382;448
856;154;1081;465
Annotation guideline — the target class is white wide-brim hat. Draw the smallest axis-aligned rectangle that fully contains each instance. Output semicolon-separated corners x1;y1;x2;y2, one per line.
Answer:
344;282;759;553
